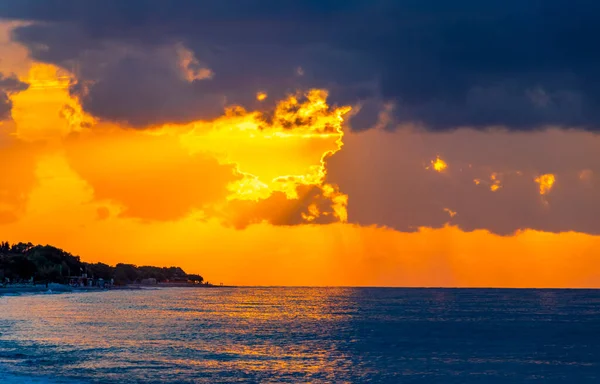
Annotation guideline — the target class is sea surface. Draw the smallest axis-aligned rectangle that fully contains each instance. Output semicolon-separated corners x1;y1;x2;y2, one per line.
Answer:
1;288;600;383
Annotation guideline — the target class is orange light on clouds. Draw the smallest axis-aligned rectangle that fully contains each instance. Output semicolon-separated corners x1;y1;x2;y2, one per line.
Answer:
535;174;556;195
428;156;448;172
1;28;600;288
489;172;502;192
443;208;457;218
3;54;352;230
256;91;267;101
10;63;93;141
179;89;351;206
175;43;213;82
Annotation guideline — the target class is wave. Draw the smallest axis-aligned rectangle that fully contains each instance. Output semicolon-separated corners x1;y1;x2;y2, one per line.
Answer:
0;365;85;384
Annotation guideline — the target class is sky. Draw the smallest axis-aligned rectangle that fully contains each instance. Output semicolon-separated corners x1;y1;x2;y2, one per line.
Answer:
1;0;600;287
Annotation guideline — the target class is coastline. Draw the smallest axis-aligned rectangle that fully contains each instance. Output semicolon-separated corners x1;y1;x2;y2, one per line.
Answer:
0;283;228;297
0;284;135;297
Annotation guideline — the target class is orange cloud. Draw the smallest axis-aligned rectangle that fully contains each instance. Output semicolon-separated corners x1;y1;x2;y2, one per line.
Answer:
4;58;352;227
65;129;240;221
535;173;556;195
10;63;91;141
489;172;502;192
175;43;213;82
443;208;457;218
0;140;40;223
3;28;600;288
179;89;351;224
0;21;31;78
256;91;267;101
428;155;448;172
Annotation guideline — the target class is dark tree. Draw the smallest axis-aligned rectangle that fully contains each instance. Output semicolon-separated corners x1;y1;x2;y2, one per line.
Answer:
10;242;34;254
0;241;10;254
87;263;114;280
114;263;140;285
4;255;37;281
0;241;207;286
187;274;204;284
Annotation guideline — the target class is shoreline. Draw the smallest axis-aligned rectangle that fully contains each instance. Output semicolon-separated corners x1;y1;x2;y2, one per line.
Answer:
0;283;229;297
0;284;136;296
2;285;599;296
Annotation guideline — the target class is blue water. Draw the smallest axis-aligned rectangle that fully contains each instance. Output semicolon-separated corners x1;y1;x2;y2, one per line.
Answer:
1;288;599;383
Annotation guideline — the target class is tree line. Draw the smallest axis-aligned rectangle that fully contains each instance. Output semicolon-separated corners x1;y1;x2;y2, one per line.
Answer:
0;241;204;285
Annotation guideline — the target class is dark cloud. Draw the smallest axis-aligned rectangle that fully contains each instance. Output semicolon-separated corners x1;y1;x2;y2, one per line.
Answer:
2;0;600;130
327;128;600;235
220;184;342;230
0;73;28;120
68;46;227;127
0;93;11;121
0;73;28;92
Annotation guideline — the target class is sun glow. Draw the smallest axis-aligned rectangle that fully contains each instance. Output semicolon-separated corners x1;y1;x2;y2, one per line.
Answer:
10;63;94;141
2;38;600;288
6;61;352;229
179;89;351;223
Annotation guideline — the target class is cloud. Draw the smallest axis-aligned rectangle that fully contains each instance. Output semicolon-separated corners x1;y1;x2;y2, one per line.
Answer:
0;73;28;92
57;88;350;226
327;127;600;235
64;129;241;221
68;43;226;128
4;0;600;131
0;139;39;223
217;184;346;229
0;93;11;120
1;57;351;229
0;73;28;120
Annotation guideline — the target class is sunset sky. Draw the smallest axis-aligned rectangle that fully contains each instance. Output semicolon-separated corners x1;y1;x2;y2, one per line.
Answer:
1;1;600;287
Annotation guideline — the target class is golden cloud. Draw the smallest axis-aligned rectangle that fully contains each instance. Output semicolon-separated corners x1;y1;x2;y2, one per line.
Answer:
6;61;352;227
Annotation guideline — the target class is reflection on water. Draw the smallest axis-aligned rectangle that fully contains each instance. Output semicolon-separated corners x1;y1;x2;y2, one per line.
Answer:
1;288;600;383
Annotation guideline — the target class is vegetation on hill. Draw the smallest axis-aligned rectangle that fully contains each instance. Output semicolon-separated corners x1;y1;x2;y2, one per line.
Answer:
0;241;204;285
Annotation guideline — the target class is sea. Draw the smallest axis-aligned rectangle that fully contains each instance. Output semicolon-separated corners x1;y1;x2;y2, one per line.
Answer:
1;287;599;383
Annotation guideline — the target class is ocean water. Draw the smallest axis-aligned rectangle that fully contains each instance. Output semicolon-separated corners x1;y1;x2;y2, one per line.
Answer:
1;288;599;383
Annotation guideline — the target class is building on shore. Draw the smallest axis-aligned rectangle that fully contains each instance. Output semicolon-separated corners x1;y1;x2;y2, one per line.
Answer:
67;276;112;288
